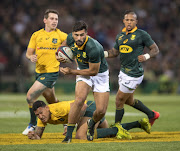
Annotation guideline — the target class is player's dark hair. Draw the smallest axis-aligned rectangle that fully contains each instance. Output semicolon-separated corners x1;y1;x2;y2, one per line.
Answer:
33;100;46;111
72;20;88;32
44;9;59;19
124;10;137;19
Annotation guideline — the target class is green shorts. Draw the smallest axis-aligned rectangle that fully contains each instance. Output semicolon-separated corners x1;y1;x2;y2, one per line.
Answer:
84;100;105;124
35;72;59;88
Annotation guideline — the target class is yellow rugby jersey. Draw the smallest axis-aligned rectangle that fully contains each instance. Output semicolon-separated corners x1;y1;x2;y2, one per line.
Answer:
28;28;67;73
37;100;74;127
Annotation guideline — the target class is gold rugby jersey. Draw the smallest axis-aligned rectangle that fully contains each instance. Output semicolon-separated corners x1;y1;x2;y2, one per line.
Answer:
37;100;74;127
28;28;67;73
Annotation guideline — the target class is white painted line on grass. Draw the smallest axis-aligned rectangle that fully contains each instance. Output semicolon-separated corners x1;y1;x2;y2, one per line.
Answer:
0;111;143;118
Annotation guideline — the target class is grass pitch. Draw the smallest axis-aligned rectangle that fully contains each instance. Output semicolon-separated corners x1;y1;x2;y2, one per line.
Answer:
0;93;180;151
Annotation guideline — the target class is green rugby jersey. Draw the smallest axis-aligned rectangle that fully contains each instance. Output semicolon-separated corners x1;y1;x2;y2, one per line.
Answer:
114;27;154;77
67;33;108;73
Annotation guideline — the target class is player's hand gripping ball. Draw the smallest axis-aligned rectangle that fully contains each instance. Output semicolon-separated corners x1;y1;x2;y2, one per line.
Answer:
57;46;74;63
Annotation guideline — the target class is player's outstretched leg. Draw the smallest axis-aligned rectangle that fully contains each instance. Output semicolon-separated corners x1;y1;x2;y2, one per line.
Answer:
139;118;151;134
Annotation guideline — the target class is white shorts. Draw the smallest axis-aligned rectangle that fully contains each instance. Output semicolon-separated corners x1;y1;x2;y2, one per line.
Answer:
76;70;110;93
118;71;144;93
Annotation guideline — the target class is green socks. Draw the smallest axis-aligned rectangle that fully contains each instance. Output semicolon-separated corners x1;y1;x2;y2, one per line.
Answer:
115;108;124;123
29;107;37;126
121;121;141;130
66;124;76;139
132;99;154;119
97;127;118;138
88;118;96;128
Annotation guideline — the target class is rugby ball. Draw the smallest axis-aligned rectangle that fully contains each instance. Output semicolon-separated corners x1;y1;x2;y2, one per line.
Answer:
57;46;74;63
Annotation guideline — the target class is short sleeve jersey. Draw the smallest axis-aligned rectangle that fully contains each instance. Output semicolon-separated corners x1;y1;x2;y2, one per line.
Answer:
114;27;154;77
37;100;89;127
66;33;108;73
28;28;67;73
37;100;74;127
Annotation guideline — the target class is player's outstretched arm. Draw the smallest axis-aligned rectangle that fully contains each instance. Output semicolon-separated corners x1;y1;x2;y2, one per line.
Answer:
27;126;45;140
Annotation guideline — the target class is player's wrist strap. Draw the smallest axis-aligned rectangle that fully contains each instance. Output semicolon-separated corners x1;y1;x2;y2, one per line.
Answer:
104;51;108;58
144;53;150;60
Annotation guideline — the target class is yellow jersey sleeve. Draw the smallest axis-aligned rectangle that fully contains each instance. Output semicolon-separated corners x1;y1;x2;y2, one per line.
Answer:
57;29;68;44
28;33;37;49
27;28;67;73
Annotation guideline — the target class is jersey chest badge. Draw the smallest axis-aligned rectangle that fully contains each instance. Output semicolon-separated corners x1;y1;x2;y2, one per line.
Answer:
130;35;136;40
52;38;57;44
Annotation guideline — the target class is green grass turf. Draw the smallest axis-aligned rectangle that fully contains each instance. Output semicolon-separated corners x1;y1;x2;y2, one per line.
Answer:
0;93;180;151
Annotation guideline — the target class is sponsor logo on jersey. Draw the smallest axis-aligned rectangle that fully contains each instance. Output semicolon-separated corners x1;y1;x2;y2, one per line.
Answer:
123;39;128;44
119;45;133;53
38;47;56;50
130;35;136;40
125;68;131;72
52;38;57;44
40;77;45;80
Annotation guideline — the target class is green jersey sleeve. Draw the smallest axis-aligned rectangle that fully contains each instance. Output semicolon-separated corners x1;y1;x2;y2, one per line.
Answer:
66;33;74;46
141;31;154;47
114;34;120;50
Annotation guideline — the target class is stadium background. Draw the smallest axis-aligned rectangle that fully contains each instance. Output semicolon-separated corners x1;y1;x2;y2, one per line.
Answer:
0;0;180;94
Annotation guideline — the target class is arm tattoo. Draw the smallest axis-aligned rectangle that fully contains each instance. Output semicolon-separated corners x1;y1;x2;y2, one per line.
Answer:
149;43;159;57
35;127;45;138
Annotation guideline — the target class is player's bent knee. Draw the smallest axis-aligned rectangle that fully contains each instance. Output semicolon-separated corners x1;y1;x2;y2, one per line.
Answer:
75;99;86;106
75;133;86;140
96;108;106;116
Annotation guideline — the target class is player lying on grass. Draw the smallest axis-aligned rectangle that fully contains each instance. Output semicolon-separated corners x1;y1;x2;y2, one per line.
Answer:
27;100;151;141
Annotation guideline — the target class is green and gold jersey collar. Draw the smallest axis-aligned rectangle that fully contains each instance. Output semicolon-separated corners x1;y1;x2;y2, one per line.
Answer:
74;36;89;50
122;26;138;35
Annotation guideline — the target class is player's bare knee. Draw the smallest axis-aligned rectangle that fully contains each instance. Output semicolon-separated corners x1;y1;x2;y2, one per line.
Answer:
96;108;106;117
75;98;86;106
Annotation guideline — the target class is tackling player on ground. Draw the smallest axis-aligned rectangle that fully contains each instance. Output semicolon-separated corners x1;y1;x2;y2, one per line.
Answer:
27;100;151;141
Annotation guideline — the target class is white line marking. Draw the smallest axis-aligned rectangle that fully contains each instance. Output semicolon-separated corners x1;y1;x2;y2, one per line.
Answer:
0;111;143;118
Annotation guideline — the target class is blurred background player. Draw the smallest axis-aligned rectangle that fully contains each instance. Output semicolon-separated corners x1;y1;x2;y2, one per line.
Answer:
104;10;160;126
27;100;151;141
22;9;67;135
56;21;109;142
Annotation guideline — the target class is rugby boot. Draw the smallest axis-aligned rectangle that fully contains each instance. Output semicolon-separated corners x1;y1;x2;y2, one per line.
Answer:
139;118;151;134
149;110;160;126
